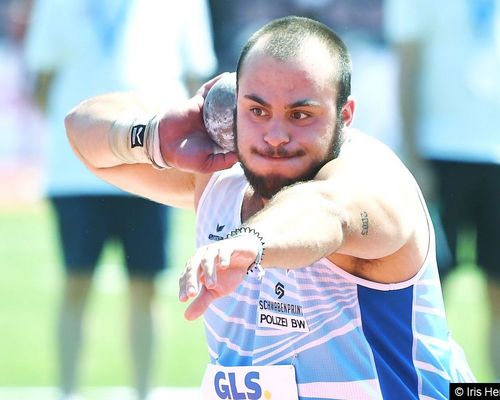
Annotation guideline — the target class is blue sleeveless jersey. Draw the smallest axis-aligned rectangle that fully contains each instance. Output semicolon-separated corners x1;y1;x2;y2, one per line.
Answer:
196;163;475;400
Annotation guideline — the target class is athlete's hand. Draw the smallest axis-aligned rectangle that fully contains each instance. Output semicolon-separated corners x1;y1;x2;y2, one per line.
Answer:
179;235;261;320
159;73;238;173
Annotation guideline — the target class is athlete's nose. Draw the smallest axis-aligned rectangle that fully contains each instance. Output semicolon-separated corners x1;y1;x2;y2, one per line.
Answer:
263;118;290;148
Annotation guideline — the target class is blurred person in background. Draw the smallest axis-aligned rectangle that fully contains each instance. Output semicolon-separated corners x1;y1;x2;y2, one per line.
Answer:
385;0;500;381
23;0;217;399
0;0;45;202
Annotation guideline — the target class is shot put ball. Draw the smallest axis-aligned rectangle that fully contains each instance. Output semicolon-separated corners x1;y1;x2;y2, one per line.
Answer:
203;72;236;151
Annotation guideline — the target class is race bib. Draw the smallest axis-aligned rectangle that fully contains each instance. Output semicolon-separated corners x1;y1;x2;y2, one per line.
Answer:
201;364;298;400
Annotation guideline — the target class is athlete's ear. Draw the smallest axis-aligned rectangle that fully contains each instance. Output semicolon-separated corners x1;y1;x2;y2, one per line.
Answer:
340;96;355;127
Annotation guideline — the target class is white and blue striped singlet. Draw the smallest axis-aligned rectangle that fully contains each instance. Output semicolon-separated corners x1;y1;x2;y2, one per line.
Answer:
196;163;475;400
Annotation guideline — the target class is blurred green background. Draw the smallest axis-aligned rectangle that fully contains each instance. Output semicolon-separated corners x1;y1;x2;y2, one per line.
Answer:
0;203;207;388
0;201;494;389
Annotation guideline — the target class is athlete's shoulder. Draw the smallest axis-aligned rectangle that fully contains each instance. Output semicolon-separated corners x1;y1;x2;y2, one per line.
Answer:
340;128;398;158
317;128;408;182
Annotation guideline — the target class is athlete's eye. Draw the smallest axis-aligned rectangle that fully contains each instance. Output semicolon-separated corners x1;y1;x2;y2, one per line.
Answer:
250;107;269;117
290;111;310;120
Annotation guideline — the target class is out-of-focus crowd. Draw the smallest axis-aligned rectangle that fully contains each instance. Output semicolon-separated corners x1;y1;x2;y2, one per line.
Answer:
0;0;44;202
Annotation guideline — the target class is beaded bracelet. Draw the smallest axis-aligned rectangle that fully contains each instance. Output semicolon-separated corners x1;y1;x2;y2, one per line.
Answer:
227;227;265;274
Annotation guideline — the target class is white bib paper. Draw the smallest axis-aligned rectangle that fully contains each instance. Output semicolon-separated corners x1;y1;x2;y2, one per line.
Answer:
201;363;298;400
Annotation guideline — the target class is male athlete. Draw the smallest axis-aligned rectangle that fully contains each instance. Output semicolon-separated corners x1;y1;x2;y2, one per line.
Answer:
66;16;474;400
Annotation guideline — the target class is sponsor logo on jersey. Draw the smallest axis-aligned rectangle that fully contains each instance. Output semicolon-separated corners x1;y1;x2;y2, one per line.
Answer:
275;282;285;299
258;284;309;333
208;223;226;241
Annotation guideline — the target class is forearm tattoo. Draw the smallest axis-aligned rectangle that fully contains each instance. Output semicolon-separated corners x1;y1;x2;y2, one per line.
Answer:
360;211;369;236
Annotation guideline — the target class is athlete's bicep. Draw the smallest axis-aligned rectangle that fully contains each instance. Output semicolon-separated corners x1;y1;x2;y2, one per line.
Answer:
318;142;420;259
334;175;418;259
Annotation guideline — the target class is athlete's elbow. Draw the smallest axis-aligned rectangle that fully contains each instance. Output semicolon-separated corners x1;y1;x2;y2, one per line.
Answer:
64;108;79;144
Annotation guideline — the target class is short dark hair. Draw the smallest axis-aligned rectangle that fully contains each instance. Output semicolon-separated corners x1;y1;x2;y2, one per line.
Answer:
236;16;352;112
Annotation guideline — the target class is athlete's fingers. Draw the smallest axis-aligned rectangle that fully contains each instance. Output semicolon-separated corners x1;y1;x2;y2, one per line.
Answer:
200;152;239;173
217;246;233;269
184;286;218;321
188;252;204;296
178;271;189;302
179;256;201;302
179;266;192;302
201;246;218;289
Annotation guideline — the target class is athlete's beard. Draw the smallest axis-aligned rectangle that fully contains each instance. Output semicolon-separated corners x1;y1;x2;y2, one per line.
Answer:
236;119;344;200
